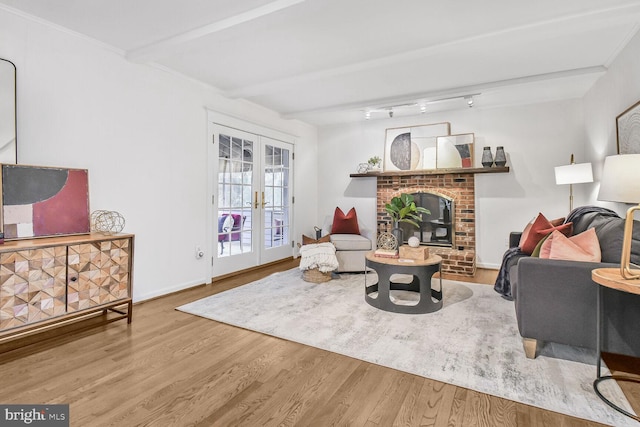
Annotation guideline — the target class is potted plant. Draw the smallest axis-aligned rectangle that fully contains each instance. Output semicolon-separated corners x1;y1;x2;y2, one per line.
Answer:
367;156;382;171
385;193;430;245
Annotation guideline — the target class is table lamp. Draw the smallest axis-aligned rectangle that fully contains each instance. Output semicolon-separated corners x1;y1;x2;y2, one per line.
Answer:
597;154;640;279
554;154;594;212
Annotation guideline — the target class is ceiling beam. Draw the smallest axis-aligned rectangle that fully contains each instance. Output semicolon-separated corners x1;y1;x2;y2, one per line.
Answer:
280;66;607;118
225;2;640;100
126;0;308;63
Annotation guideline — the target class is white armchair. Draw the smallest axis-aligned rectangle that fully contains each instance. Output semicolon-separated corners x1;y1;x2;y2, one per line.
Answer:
321;215;373;273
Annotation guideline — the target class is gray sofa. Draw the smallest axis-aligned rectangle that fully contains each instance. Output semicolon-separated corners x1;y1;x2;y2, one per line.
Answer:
508;207;640;358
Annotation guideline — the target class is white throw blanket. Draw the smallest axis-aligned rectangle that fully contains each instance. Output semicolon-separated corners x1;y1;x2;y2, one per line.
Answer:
299;242;339;273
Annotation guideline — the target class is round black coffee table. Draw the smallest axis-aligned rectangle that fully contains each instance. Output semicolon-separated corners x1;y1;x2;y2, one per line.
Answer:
364;251;443;314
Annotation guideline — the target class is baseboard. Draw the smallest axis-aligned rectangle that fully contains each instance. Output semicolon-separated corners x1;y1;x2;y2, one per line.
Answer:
477;262;500;270
135;278;207;303
134;258;298;304
212;257;297;282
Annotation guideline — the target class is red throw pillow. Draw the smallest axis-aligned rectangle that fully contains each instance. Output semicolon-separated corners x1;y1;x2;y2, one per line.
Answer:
519;213;572;255
331;207;360;235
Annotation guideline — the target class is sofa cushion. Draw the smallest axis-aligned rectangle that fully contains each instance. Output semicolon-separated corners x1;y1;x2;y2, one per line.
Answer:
330;234;371;251
331;207;360;235
519;213;572;255
572;211;640;265
596;217;630;263
540;228;601;262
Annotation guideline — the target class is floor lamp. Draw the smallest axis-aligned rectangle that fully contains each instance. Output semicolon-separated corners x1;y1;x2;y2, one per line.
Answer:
554;154;593;212
597;154;640;279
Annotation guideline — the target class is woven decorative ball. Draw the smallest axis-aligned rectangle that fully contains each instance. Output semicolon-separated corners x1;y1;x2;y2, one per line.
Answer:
377;232;398;250
91;210;126;234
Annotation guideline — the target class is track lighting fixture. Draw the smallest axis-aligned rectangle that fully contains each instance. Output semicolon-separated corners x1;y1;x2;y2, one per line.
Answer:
361;92;480;120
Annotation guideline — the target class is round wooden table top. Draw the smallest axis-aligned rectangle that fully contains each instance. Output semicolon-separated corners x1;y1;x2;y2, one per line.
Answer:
592;268;640;295
365;251;442;267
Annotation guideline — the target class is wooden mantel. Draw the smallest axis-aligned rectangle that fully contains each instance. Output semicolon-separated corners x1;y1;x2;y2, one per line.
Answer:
350;166;509;178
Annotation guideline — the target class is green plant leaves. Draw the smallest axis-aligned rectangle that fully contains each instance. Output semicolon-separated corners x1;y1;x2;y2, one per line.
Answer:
384;193;431;227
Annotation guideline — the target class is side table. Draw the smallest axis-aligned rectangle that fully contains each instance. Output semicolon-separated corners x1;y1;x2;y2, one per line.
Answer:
365;251;443;314
591;267;640;422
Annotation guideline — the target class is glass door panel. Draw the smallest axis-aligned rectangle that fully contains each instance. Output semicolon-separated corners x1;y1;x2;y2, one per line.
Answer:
261;139;292;263
212;125;259;275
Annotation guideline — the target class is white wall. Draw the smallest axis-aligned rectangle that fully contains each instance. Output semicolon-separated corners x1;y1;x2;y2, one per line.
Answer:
318;99;586;269
583;29;640;217
0;8;318;301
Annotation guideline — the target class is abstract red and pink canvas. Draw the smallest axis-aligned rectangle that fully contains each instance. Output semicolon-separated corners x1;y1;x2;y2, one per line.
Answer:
1;164;90;239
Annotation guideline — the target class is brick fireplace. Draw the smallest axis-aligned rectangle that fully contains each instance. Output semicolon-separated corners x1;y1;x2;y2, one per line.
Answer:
376;173;476;276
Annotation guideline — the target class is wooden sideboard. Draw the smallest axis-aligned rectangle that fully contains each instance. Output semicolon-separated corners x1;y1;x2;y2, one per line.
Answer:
0;233;134;343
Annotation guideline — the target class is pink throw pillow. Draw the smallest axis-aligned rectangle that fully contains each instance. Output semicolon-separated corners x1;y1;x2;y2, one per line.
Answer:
539;228;601;262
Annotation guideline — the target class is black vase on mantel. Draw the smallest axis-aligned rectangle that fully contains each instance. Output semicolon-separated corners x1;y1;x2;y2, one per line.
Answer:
481;146;494;168
392;222;404;249
495;146;507;167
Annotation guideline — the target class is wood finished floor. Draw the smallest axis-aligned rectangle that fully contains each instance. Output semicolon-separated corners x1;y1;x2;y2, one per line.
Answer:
0;260;637;426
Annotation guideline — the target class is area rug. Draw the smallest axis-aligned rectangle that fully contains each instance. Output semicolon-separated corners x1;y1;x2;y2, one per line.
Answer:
177;268;637;426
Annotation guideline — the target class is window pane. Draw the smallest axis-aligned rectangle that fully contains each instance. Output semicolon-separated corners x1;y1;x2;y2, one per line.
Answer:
243;140;253;162
274;170;283;186
265;145;274;166
232;137;242;160
219;135;230;158
273;147;282;166
243;165;253;184
218;184;230;208
231;185;243;208
243;185;252;208
274;187;282;208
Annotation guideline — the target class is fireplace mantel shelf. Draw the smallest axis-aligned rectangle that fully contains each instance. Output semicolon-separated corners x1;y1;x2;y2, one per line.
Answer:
350;166;509;178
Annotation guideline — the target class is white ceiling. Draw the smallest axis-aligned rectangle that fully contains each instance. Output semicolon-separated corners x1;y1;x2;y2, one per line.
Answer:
3;0;640;125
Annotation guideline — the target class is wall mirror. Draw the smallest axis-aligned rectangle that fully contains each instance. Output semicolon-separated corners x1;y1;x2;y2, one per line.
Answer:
0;58;17;164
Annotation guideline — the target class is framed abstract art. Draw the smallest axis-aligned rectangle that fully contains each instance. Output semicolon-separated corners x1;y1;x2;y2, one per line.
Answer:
616;99;640;154
1;164;90;239
436;133;475;169
383;122;450;171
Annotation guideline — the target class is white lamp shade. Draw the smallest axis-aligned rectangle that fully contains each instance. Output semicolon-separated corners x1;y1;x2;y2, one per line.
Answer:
554;162;593;185
598;154;640;203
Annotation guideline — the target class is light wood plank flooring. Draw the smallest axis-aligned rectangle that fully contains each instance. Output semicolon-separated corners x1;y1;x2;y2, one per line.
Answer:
0;260;637;426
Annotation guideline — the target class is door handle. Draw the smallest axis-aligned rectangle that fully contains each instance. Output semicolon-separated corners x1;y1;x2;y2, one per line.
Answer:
262;191;269;208
254;192;259;209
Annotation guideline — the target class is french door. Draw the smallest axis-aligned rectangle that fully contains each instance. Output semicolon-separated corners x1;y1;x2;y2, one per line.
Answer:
211;124;293;276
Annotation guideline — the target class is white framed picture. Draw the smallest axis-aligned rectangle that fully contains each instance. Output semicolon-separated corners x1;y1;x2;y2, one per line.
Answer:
383;122;450;171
